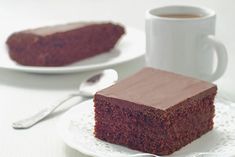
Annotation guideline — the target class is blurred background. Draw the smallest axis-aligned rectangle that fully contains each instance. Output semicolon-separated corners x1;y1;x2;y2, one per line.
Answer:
1;0;234;99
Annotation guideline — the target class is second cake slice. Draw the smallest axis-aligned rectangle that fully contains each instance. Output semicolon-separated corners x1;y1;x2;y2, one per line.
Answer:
6;22;125;66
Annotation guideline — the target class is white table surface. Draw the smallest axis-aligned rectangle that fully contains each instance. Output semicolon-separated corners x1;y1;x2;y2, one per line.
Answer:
1;0;235;157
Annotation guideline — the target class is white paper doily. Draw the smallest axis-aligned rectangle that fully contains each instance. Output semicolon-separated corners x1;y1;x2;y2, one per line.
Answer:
57;98;235;157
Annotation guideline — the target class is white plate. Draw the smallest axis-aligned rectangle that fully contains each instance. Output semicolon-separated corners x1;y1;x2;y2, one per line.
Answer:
0;27;144;74
57;98;235;157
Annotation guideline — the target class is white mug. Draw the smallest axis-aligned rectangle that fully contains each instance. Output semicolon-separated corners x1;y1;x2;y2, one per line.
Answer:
145;5;228;82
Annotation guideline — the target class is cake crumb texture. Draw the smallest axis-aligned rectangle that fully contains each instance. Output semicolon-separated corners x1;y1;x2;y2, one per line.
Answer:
94;68;217;155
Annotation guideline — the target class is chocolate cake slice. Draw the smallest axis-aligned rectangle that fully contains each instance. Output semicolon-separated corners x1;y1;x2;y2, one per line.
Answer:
94;67;217;155
6;22;125;66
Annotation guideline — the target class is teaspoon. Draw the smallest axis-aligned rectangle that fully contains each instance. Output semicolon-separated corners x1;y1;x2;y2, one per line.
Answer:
12;69;118;129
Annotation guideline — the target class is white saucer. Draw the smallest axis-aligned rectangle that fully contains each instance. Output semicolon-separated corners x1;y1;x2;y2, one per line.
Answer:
0;27;144;74
57;98;235;157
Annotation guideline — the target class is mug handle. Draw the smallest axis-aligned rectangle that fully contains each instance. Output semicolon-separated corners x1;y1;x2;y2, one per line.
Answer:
203;35;228;82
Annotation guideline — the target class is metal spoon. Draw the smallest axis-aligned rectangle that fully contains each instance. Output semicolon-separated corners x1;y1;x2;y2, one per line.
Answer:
12;69;118;129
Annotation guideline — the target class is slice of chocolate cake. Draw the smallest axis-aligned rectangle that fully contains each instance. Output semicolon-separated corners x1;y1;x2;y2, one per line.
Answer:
94;67;217;155
6;22;125;66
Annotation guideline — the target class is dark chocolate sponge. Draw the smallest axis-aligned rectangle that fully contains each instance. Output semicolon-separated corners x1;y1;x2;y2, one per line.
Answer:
6;22;125;66
94;67;217;155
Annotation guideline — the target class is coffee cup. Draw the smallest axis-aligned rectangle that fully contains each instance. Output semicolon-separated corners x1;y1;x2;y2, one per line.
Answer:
145;5;228;81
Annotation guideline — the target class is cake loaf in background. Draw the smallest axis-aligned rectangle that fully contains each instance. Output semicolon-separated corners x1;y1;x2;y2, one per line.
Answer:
6;22;125;66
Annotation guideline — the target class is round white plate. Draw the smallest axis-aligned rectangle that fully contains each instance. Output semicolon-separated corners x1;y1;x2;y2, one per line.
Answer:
57;98;235;157
0;27;145;74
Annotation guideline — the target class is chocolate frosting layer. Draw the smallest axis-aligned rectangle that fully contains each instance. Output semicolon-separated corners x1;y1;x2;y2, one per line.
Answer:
97;67;216;110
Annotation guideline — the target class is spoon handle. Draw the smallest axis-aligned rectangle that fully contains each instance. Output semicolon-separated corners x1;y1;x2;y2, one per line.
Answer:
12;94;80;129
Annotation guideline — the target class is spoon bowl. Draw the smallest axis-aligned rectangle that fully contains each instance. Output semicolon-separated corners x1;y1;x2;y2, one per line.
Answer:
78;69;118;97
